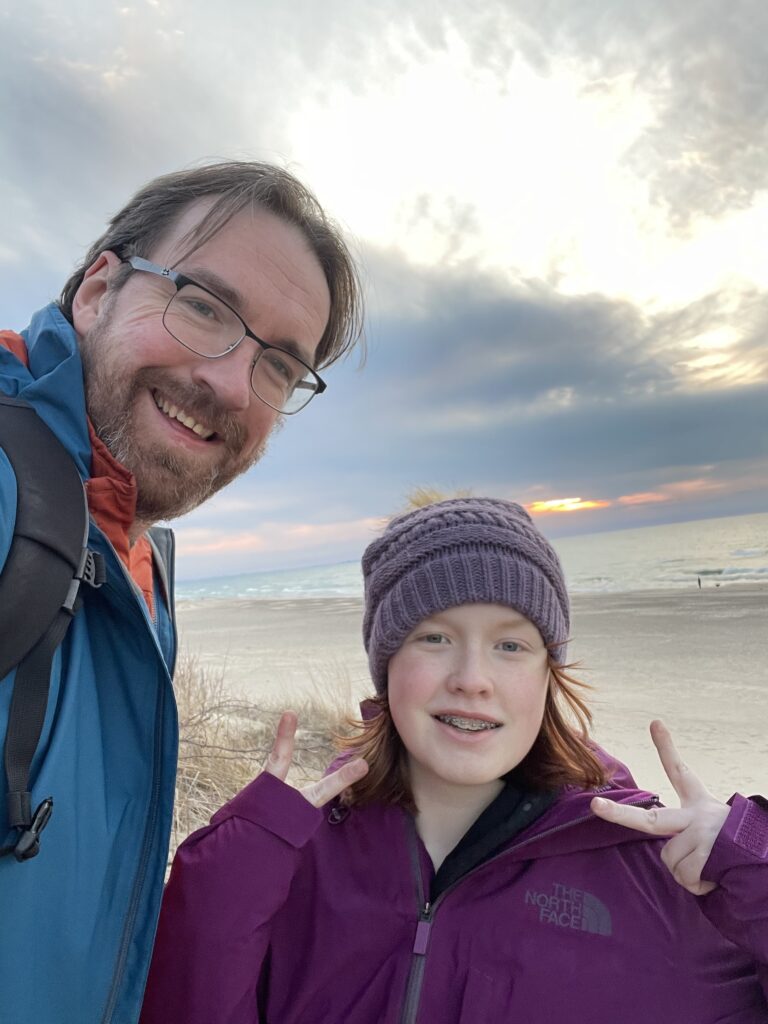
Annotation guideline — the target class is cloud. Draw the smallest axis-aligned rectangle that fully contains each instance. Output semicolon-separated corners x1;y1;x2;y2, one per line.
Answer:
617;491;669;507
173;515;385;577
5;0;768;327
418;1;768;228
617;477;731;506
3;1;766;576
0;3;313;320
171;250;768;566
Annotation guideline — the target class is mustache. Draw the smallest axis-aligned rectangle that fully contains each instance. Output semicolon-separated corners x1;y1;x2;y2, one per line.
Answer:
134;368;248;453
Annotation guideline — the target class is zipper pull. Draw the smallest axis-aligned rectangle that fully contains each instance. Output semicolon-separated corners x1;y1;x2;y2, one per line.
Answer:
413;902;432;955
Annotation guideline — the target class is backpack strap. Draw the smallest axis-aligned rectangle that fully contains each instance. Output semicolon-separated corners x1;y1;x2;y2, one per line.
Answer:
0;396;105;861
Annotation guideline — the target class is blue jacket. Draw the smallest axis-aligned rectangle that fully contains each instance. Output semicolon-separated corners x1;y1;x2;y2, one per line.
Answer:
0;305;179;1023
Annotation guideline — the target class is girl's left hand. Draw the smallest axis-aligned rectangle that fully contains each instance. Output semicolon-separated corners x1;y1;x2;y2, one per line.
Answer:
590;720;730;895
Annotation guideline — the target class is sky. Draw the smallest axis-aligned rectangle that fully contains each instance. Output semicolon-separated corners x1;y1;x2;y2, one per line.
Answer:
2;0;767;579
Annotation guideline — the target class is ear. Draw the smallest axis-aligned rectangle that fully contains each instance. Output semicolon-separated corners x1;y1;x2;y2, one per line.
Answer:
71;251;124;337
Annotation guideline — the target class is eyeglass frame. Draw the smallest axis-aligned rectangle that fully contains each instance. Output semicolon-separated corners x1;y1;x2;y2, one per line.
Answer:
121;255;327;414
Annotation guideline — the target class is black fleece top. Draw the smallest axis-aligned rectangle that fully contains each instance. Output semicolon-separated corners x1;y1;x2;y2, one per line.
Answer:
429;782;557;901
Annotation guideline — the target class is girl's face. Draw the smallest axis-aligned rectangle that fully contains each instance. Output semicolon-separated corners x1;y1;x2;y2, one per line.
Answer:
387;603;550;804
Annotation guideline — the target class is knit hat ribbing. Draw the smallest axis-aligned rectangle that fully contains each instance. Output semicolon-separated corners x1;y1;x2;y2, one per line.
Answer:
362;498;569;692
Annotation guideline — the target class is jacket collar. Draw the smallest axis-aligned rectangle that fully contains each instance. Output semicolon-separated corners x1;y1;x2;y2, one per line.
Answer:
17;303;92;477
502;751;659;861
14;304;144;556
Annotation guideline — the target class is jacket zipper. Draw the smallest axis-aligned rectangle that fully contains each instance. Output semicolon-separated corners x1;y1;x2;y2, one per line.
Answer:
399;827;432;1024
400;902;434;1024
146;529;178;676
92;531;176;1024
396;795;659;1024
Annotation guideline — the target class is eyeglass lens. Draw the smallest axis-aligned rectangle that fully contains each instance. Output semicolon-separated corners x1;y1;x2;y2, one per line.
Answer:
163;285;317;413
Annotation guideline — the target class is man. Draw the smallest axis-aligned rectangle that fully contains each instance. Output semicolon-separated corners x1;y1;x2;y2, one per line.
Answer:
0;161;363;1023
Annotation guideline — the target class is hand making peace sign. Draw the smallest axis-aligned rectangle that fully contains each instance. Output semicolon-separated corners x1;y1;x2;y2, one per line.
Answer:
590;720;730;896
263;710;369;808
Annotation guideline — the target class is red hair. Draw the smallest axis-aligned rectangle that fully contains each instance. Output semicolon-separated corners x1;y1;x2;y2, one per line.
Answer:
337;655;607;809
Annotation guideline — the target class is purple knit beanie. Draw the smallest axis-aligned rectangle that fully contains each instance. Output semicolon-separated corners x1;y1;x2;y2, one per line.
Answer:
362;497;569;692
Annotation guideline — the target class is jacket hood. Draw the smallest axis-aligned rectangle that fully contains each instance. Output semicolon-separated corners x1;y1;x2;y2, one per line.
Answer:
2;303;92;477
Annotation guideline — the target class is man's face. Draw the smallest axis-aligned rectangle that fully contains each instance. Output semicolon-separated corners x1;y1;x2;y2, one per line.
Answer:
74;202;331;526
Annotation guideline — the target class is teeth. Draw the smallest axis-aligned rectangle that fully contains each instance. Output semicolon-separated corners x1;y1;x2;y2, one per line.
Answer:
153;392;214;440
436;715;500;732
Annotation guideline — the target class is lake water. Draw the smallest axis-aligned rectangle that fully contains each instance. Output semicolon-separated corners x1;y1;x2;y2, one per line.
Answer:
176;511;768;601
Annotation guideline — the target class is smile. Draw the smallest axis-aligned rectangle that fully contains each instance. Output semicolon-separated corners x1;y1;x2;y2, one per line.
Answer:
152;390;215;440
434;714;501;733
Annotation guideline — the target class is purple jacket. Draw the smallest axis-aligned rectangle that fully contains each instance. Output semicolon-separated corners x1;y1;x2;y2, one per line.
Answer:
141;760;768;1023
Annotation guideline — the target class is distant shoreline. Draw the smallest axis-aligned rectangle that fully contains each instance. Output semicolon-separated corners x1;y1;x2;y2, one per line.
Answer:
176;579;768;608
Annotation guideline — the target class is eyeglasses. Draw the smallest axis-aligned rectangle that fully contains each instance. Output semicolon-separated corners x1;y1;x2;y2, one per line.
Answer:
123;256;326;415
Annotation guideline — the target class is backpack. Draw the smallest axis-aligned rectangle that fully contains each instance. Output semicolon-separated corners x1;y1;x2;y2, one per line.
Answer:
0;395;105;861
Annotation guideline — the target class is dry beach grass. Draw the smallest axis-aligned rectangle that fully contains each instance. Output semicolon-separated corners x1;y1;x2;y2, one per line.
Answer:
171;652;355;858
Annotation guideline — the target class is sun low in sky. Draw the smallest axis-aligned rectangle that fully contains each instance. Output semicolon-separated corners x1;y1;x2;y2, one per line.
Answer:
527;498;612;515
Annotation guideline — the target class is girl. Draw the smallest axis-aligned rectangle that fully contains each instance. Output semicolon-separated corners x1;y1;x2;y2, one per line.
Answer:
141;498;768;1023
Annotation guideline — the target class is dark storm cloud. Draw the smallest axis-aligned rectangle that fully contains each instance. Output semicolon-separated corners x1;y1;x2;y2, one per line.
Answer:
364;267;670;406
359;252;767;413
197;251;767;535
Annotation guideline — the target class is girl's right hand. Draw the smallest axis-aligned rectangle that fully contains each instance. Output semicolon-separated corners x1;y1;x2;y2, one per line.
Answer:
263;710;368;808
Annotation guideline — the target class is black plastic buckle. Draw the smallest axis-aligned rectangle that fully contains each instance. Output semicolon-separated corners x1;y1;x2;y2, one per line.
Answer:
63;550;106;614
80;550;106;590
13;797;53;862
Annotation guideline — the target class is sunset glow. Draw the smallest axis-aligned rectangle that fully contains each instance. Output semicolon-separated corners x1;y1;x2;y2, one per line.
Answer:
617;492;669;506
526;498;611;515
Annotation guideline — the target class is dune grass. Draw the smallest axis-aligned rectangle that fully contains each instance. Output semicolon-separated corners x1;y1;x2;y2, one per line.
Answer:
171;650;357;859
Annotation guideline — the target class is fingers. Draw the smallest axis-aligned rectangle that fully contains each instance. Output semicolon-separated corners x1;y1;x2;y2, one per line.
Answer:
661;837;717;896
592;723;728;897
591;797;691;836
300;758;369;809
649;720;708;804
263;714;369;807
263;710;298;781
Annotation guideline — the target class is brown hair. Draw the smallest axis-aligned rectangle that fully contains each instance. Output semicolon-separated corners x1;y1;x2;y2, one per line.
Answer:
59;160;364;369
337;655;607;811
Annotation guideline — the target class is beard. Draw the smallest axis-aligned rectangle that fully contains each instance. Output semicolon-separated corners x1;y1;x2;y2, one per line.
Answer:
79;313;270;524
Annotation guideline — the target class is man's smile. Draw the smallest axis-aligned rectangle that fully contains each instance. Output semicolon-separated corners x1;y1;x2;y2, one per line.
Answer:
152;388;216;440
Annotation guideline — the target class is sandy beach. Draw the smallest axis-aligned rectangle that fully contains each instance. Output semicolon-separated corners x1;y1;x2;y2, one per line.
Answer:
176;584;767;807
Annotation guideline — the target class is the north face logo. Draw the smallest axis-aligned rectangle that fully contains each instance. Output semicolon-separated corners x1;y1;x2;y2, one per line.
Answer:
525;883;612;936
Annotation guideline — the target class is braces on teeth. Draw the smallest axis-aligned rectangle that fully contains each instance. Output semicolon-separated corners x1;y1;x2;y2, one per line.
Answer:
436;715;500;732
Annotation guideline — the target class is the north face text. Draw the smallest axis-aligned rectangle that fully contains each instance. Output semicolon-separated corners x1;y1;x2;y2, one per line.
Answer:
525;883;612;936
